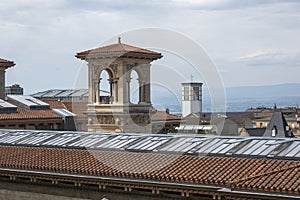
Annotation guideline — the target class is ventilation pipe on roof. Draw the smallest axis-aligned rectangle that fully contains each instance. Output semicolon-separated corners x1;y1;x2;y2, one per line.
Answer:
52;109;77;131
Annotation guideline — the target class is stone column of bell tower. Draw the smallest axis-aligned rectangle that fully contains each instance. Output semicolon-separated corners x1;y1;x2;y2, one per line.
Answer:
76;38;162;133
0;58;15;99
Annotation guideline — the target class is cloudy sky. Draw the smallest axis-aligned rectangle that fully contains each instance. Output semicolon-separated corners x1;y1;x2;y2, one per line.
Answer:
1;0;300;94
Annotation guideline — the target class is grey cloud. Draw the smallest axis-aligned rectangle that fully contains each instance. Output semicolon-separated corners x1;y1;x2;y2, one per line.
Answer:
238;50;300;67
171;0;300;10
72;0;300;11
1;0;300;93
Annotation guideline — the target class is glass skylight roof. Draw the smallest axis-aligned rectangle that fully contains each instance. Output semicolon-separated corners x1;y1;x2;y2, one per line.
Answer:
0;99;17;113
0;99;17;108
7;95;50;110
0;129;299;160
53;109;76;117
70;89;88;97
31;89;109;99
40;90;65;98
55;90;76;97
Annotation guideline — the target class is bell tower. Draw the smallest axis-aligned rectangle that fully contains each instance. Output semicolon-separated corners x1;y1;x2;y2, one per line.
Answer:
181;82;203;117
76;38;162;133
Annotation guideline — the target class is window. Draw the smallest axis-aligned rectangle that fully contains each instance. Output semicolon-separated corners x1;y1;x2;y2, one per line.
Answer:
183;87;189;100
193;87;199;100
18;124;25;129
271;126;277;137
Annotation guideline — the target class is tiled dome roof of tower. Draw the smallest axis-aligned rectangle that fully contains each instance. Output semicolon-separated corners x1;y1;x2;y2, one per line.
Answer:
0;57;15;68
76;39;162;60
0;58;10;63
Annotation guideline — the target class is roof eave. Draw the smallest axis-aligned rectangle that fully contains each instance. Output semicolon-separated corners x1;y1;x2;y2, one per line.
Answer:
75;52;162;61
0;62;15;69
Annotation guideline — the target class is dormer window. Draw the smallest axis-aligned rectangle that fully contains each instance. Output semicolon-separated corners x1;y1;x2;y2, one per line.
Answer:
271;126;277;137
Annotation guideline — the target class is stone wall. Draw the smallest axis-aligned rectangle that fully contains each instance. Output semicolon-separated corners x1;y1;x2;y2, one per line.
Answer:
0;181;211;200
0;189;88;200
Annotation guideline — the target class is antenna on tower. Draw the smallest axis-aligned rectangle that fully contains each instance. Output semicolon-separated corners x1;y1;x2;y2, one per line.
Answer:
191;74;194;83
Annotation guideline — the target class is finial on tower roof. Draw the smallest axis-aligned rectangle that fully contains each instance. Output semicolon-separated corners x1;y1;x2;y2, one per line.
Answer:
118;37;121;44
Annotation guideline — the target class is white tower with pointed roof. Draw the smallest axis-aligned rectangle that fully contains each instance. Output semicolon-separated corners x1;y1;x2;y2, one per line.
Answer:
181;82;203;117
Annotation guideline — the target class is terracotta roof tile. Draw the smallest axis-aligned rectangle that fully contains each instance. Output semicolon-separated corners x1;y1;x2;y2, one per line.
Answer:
0;57;15;68
232;163;300;193
43;100;68;109
0;145;299;196
0;58;13;63
152;111;182;121
0;100;61;120
42;101;181;120
76;42;162;60
57;101;87;118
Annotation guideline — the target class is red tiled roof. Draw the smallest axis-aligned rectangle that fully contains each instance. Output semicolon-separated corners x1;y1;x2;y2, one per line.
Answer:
152;111;182;121
231;164;300;193
0;58;12;63
0;145;299;195
41;100;182;121
0;58;15;68
0;100;62;121
45;102;180;120
76;42;162;60
43;100;68;109
52;101;87;118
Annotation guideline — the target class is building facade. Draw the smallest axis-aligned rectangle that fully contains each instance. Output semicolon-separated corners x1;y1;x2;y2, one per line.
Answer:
5;84;24;96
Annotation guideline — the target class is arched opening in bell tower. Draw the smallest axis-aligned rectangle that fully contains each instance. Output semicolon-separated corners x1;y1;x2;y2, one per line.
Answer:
130;70;140;104
99;69;113;104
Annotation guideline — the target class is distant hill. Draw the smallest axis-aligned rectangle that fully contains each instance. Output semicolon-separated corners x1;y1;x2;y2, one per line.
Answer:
225;83;300;99
152;83;300;113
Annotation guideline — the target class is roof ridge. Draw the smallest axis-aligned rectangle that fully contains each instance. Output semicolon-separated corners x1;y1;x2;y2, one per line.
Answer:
119;42;127;52
120;42;153;53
